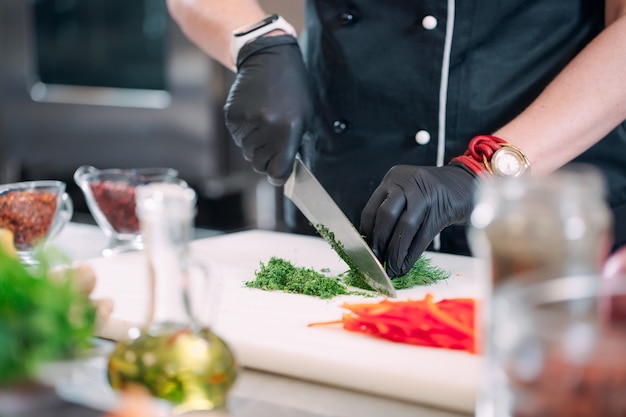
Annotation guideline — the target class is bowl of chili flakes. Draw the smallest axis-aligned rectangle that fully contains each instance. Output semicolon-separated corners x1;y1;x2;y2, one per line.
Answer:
0;180;73;265
74;165;185;257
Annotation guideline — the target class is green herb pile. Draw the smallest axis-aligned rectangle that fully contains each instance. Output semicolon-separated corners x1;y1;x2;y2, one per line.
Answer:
314;224;365;283
343;255;450;290
245;224;450;299
315;224;450;291
246;246;450;300
0;247;96;385
246;257;367;299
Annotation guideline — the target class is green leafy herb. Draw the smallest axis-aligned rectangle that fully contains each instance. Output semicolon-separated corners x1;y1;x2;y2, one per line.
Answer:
246;254;450;299
313;224;373;287
246;257;363;299
342;255;450;290
245;224;450;299
314;224;450;291
390;256;450;289
0;246;96;385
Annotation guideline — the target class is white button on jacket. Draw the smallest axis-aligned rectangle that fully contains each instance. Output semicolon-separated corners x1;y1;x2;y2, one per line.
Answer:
422;15;438;30
415;130;431;145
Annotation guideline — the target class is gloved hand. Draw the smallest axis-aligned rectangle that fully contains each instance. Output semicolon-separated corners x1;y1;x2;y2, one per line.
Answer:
224;35;313;186
360;163;477;277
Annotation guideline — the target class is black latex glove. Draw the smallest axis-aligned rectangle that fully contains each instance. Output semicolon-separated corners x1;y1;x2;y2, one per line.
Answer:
360;163;477;278
224;35;313;186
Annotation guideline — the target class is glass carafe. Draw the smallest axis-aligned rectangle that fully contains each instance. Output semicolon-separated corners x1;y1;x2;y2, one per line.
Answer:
107;183;237;414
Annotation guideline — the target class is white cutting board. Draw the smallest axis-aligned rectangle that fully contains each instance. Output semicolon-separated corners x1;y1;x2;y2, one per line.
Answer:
87;229;488;414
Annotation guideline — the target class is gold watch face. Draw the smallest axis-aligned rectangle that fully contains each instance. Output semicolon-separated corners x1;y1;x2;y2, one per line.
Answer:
491;147;529;177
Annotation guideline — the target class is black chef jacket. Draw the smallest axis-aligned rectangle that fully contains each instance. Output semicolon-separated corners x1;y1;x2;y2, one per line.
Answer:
285;0;626;254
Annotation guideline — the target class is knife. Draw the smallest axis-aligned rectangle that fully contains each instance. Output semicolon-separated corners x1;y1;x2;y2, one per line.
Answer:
284;157;397;298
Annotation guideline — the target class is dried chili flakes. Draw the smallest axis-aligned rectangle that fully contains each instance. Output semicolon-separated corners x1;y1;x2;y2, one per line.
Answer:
90;181;139;233
309;294;477;353
0;190;58;248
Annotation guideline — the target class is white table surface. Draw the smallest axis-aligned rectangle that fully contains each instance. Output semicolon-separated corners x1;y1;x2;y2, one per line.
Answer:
50;222;474;417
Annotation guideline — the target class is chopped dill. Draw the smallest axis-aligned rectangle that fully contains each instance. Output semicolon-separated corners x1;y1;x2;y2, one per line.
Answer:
313;224;371;287
246;253;449;300
314;223;450;291
342;255;450;291
246;257;355;299
244;224;451;299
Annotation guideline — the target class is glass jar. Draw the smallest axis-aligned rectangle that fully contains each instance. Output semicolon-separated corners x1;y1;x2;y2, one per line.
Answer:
107;183;237;414
470;163;613;288
471;164;614;417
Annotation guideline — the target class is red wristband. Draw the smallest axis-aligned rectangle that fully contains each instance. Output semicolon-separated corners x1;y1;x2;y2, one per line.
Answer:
450;135;527;178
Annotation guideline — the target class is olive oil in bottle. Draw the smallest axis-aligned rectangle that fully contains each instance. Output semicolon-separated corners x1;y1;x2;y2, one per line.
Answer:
108;324;237;413
107;183;237;413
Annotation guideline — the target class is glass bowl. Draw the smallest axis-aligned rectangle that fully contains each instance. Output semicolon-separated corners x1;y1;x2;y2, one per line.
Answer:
74;165;185;256
0;180;73;265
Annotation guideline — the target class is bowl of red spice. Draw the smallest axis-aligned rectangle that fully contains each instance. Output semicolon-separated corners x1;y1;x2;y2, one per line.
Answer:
74;165;184;256
0;180;74;265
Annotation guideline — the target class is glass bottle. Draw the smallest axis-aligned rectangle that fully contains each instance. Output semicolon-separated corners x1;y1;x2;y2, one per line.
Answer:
107;183;237;414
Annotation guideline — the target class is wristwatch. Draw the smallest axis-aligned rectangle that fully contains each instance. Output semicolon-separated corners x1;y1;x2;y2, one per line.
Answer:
450;135;531;178
230;14;297;69
485;143;530;178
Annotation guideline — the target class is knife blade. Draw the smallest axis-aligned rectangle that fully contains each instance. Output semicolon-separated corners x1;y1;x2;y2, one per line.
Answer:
284;157;397;298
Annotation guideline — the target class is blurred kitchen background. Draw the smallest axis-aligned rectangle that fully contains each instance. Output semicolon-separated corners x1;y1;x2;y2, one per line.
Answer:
0;0;304;232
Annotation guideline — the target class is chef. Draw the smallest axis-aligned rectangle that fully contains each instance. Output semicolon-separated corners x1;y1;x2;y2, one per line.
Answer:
167;0;626;277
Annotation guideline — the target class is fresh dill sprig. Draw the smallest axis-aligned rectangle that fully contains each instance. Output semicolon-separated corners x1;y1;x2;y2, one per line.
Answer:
390;256;450;289
314;223;450;291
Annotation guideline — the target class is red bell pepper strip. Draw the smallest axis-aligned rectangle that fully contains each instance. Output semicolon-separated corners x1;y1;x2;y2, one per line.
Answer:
309;293;477;353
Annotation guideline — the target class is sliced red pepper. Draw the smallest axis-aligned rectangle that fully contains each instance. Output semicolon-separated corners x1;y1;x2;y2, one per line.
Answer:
308;294;477;353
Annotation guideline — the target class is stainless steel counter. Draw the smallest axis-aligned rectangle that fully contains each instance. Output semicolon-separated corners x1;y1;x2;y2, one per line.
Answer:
50;223;472;417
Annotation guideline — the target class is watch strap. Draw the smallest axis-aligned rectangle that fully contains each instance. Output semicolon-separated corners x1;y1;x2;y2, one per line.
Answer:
230;14;297;70
450;135;530;178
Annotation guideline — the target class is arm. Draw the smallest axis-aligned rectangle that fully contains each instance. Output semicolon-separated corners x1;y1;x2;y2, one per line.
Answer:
167;0;312;185
361;1;626;276
166;0;268;69
495;0;626;175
